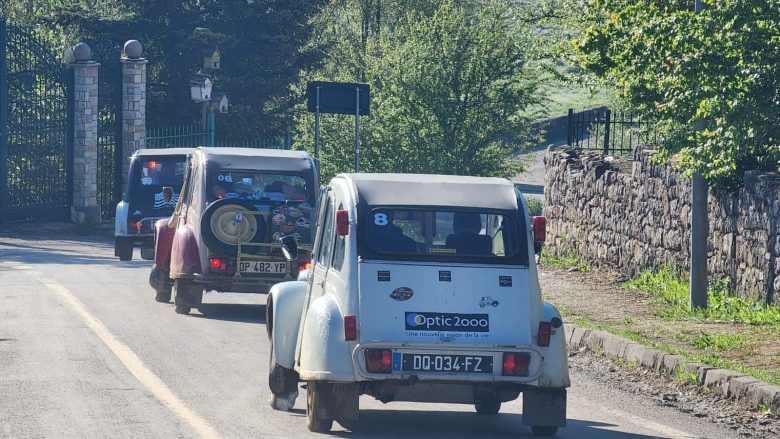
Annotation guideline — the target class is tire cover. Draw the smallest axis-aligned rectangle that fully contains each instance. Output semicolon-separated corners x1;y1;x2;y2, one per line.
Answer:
201;199;267;256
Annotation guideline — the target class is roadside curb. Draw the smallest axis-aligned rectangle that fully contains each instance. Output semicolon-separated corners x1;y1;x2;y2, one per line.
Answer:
565;324;780;413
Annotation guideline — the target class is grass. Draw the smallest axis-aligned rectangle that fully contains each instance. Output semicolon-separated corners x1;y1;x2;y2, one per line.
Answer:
572;316;780;386
685;332;748;352
540;249;590;273
625;266;780;328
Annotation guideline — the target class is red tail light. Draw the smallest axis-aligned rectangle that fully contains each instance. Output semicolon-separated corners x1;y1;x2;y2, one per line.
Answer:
538;321;552;347
296;261;312;272
344;314;357;341
364;349;392;373
532;215;546;242
209;258;227;273
502;352;531;376
130;220;142;231
336;210;350;236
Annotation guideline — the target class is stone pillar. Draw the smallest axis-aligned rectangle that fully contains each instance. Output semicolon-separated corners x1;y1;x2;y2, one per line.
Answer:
121;40;147;187
69;43;101;225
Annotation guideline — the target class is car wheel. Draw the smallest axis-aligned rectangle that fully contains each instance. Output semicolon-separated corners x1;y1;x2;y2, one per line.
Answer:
140;246;155;260
173;279;193;315
531;426;558;437
116;238;133;261
155;286;172;303
268;334;299;411
201;199;266;257
306;381;333;433
474;397;501;415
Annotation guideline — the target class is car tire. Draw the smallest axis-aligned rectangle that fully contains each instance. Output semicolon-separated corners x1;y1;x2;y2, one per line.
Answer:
201;199;266;257
474;397;501;415
140;246;155;260
150;265;172;303
306;381;333;433
531;426;558;437
268;333;299;411
155;286;172;303
116;238;133;261
173;279;196;315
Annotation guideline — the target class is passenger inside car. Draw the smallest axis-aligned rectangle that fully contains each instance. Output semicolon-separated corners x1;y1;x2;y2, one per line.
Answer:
445;212;493;256
370;211;419;253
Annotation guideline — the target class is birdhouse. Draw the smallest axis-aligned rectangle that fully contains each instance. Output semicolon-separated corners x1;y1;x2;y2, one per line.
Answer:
189;73;213;102
203;48;221;70
211;92;229;114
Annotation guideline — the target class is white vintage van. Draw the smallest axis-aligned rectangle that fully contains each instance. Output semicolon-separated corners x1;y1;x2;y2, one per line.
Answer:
266;173;569;436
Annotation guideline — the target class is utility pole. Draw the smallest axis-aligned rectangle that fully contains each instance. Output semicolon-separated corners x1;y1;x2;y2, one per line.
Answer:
690;0;708;309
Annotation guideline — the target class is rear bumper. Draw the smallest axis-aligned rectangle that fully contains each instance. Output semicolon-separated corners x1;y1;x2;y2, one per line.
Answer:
192;273;293;294
351;343;547;384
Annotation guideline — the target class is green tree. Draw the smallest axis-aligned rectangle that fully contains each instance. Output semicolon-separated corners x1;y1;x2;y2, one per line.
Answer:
575;0;780;187
296;0;538;180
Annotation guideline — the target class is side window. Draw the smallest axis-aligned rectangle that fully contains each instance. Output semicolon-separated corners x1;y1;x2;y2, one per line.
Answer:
316;198;335;267
332;204;346;271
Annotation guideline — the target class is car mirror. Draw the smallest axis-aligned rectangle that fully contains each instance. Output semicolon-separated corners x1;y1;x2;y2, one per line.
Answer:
162;186;174;203
279;235;298;261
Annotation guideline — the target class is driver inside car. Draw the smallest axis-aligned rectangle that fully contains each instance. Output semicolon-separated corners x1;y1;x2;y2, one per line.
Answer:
445;212;493;256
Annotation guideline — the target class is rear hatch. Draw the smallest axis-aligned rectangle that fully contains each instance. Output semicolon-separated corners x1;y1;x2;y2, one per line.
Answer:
127;155;187;233
358;261;532;346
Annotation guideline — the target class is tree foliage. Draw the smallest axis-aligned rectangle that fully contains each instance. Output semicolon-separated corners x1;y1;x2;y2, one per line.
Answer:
575;0;780;187
1;0;325;138
296;0;539;180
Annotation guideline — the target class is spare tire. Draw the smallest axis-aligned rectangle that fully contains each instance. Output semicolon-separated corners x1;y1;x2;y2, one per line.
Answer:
201;199;267;256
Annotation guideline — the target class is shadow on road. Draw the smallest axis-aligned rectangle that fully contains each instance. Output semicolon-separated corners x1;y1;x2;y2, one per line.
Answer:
321;410;673;438
195;303;266;324
0;240;145;267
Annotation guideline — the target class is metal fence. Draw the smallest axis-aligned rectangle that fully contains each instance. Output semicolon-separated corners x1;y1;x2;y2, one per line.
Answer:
145;124;292;150
567;108;665;155
146;124;209;149
0;19;72;223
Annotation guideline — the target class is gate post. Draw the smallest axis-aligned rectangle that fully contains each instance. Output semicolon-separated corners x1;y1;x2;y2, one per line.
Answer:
69;43;101;225
121;40;146;188
0;19;7;223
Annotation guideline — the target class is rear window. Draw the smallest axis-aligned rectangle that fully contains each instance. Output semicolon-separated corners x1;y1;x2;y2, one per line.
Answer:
365;208;519;259
128;157;186;213
210;171;309;203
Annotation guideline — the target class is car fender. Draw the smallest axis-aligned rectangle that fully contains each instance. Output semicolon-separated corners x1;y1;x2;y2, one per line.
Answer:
115;201;128;236
170;223;201;278
268;281;308;369
154;218;177;272
297;294;355;382
536;302;571;388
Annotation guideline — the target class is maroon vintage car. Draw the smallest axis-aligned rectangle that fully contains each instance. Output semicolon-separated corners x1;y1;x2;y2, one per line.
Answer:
149;147;318;314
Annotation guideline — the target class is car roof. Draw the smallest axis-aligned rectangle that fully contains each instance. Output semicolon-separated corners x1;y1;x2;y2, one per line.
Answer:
339;173;519;211
133;147;193;157
196;147;316;173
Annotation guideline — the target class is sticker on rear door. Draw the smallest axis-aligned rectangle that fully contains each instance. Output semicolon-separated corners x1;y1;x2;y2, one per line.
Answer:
404;312;489;338
390;287;413;301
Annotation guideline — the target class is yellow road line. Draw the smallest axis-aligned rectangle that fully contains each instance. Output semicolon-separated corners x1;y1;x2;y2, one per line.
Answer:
45;282;221;439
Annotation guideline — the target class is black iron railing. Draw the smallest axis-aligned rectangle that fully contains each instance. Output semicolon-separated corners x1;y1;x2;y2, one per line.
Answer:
567;107;664;155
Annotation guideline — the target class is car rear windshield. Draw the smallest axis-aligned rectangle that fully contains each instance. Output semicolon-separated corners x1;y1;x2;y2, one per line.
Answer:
128;157;187;214
365;208;520;259
210;171;309;203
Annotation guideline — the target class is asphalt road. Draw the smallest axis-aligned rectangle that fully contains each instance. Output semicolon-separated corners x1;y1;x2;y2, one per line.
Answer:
0;232;743;438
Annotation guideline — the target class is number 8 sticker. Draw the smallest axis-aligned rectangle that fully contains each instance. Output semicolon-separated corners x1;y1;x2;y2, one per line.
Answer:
374;213;388;226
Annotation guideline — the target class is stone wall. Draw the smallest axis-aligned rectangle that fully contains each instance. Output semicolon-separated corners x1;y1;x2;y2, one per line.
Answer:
544;146;780;306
